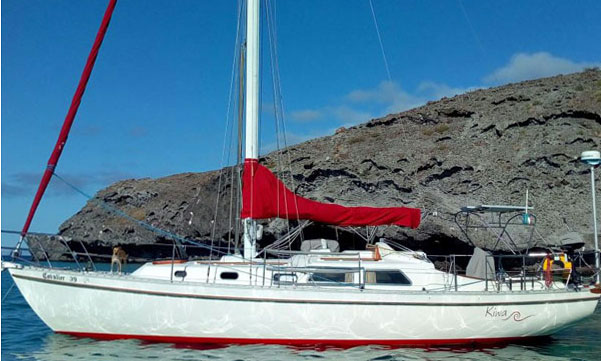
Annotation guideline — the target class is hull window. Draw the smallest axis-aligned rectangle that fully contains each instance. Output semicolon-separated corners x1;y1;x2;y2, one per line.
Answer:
365;270;411;285
309;272;354;283
273;273;297;285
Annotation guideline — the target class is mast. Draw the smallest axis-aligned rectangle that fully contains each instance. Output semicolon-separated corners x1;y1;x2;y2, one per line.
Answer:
243;0;260;260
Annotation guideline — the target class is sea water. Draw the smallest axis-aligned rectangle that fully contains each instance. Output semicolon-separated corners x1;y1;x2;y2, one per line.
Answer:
2;264;600;361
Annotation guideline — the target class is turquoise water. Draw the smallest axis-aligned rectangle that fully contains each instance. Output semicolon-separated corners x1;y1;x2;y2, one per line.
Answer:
2;265;600;361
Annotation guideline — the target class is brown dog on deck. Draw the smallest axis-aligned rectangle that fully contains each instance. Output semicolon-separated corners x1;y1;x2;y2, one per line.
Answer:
111;247;127;273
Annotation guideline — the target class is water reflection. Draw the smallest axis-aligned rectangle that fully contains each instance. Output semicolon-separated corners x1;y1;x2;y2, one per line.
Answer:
14;332;576;361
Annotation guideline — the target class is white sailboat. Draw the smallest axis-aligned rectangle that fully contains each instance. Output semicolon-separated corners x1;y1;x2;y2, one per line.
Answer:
3;0;600;346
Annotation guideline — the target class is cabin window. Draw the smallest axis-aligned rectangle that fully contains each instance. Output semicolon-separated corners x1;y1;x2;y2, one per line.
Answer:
273;273;297;284
309;272;354;283
174;270;187;278
364;270;411;285
220;272;239;280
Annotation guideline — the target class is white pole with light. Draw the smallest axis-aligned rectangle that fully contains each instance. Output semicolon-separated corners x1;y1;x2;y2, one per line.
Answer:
581;150;601;285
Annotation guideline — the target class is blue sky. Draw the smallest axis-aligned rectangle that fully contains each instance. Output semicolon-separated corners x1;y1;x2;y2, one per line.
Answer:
2;0;601;242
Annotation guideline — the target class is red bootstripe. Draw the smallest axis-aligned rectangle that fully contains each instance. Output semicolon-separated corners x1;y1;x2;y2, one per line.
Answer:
57;331;546;347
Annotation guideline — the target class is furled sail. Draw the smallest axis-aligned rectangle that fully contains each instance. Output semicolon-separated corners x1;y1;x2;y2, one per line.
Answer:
241;159;421;228
20;0;117;237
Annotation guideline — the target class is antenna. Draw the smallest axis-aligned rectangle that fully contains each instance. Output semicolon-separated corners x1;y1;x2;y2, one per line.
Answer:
522;188;531;225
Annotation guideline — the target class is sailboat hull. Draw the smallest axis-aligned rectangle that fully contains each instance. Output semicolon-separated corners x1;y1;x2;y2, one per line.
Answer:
9;265;600;346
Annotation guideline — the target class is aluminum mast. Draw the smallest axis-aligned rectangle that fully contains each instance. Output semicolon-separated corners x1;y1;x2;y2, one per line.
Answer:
243;0;260;260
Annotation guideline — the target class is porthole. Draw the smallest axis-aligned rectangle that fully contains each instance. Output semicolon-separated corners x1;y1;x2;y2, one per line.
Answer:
174;270;187;278
220;272;239;280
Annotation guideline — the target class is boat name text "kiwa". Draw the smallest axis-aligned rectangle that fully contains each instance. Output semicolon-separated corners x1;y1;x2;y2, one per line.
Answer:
485;306;507;318
485;306;534;322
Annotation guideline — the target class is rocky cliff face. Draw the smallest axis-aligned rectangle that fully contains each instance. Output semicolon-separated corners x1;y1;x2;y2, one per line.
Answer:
32;70;601;261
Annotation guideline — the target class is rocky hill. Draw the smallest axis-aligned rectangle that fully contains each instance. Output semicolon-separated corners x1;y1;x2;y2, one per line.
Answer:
30;70;601;261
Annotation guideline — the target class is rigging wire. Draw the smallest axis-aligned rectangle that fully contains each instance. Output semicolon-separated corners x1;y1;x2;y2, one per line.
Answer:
456;0;485;57
233;42;247;252
369;0;392;82
265;0;286;228
265;0;304;242
367;0;416;206
209;0;245;258
227;41;246;254
1;283;16;303
51;172;228;258
456;0;501;85
50;171;301;281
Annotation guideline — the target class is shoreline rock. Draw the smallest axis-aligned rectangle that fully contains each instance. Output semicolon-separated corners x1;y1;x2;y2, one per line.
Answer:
31;70;601;261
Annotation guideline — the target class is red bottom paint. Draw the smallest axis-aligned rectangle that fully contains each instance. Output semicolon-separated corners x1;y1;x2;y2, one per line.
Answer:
57;331;548;348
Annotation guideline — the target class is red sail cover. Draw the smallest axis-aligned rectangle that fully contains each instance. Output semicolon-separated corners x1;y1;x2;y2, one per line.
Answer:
241;159;421;228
